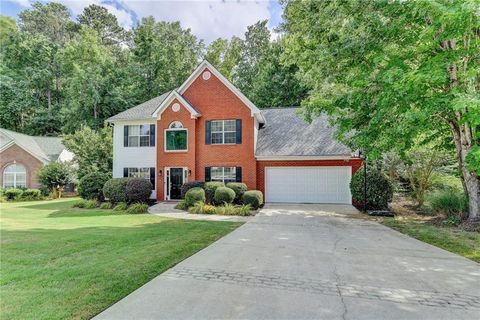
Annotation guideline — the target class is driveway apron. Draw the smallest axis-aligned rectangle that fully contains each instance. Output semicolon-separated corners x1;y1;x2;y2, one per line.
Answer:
95;204;480;320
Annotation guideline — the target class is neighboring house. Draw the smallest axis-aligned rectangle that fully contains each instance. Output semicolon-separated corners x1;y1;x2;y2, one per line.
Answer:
107;60;362;204
0;128;73;189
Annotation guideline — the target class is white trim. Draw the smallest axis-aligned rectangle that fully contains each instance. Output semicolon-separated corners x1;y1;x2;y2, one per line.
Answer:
164;167;188;201
164;127;188;153
152;91;201;119
178;60;265;123
210;119;237;144
256;155;357;161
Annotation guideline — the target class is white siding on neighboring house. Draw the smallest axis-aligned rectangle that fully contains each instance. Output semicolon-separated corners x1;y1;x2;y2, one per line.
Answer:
58;149;74;162
112;120;157;198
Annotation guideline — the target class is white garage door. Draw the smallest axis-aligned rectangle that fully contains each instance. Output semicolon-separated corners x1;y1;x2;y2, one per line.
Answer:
265;166;352;204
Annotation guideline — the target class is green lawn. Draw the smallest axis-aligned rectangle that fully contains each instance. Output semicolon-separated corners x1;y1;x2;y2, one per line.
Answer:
382;218;480;263
0;198;242;320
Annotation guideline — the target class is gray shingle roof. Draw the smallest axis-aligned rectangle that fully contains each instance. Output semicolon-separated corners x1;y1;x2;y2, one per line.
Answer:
106;91;172;121
256;108;352;157
0;128;67;162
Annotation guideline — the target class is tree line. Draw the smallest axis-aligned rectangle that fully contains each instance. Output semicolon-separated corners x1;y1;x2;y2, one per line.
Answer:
0;2;306;136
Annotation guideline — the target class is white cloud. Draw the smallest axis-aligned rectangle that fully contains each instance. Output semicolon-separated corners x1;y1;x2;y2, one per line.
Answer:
9;0;32;7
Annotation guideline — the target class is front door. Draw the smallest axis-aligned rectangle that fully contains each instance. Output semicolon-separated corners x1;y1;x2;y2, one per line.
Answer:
169;168;184;200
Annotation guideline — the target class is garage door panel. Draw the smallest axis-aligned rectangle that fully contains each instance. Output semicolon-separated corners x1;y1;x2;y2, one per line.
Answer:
265;167;351;204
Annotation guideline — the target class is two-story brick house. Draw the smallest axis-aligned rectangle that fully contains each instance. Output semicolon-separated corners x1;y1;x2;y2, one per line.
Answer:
107;60;362;204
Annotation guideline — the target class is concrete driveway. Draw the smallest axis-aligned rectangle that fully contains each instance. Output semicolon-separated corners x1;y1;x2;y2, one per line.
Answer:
95;204;480;320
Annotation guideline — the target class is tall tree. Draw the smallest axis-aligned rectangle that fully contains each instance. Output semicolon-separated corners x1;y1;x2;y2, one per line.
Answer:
282;0;480;220
78;4;126;46
0;15;17;47
205;36;243;80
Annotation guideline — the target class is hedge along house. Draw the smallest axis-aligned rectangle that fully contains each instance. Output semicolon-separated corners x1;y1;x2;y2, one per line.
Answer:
0;128;74;189
107;60;363;203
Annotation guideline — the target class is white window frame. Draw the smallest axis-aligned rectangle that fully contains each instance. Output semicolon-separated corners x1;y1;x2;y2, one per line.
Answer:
3;163;27;188
127;124;151;147
164;121;188;152
211;120;236;144
210;166;236;183
126;167;150;179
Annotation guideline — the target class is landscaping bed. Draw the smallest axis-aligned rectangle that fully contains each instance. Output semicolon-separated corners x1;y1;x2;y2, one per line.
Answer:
0;198;241;320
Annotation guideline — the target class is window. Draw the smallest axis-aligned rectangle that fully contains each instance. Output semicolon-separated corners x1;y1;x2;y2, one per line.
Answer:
211;167;237;183
3;163;26;188
125;125;153;147
165;121;187;151
124;167;155;189
211;120;236;144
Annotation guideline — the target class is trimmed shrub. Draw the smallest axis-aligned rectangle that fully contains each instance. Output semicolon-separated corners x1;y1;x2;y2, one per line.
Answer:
103;178;130;204
72;199;97;208
4;188;23;201
350;167;393;210
126;203;149;214
125;178;153;204
242;190;263;209
188;201;206;214
78;171;111;201
185;187;206;207
99;202;113;209
72;200;87;208
226;182;248;203
22;189;42;200
174;200;189;210
181;181;205;198
214;187;236;204
428;191;468;221
204;182;224;204
113;202;128;211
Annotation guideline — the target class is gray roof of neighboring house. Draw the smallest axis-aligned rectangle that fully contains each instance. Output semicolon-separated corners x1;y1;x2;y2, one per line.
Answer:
0;128;68;162
256;108;352;157
106;91;172;121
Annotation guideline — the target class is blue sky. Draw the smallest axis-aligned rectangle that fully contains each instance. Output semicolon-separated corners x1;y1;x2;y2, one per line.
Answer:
0;0;283;43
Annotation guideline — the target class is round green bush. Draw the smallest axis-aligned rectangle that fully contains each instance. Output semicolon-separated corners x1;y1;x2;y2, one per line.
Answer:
350;167;393;210
4;188;23;201
103;178;130;204
181;181;205;198
204;181;224;204
242;190;263;209
226;182;248;203
78;171;111;201
185;187;206;206
126;178;153;204
214;187;236;204
22;189;42;200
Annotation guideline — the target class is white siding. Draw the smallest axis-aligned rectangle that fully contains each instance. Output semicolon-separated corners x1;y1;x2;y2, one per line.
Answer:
112;120;157;198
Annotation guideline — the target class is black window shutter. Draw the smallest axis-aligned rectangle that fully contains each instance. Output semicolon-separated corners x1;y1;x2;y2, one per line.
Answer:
123;168;128;177
235;167;242;182
236;119;242;144
124;126;129;147
149;124;155;146
150;167;155;189
205;167;211;182
205;121;211;144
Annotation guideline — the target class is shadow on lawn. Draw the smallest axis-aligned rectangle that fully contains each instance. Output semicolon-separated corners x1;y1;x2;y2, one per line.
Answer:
21;201;126;218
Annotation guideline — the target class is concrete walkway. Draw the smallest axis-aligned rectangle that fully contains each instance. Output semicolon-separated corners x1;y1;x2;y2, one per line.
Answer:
148;202;251;222
96;204;480;320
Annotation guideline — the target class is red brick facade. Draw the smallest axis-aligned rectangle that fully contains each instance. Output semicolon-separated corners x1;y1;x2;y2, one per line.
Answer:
0;144;44;188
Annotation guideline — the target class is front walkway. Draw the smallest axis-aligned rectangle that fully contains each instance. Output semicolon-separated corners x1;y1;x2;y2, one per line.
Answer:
97;204;480;319
148;202;250;222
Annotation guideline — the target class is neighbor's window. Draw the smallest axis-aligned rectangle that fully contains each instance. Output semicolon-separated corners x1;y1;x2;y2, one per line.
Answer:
3;163;26;188
211;120;236;144
211;167;236;183
126;125;151;147
165;121;187;151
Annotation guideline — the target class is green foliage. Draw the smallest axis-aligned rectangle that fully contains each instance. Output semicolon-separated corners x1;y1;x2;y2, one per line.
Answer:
37;162;74;198
103;178;129;204
185;187;206;207
78;171;111;201
4;188;24;201
181;181;205;199
126;203;149;214
125;178;152;204
0;15;17;47
204;182;224;204
466;145;480;175
214;187;236;205
77;4;125;46
428;191;469;221
21;189;42;200
226;182;248;204
72;199;97;209
99;202;113;209
205;37;243;80
113;202;127;211
188;202;209;214
174;200;189;210
242;190;263;210
351;168;393;210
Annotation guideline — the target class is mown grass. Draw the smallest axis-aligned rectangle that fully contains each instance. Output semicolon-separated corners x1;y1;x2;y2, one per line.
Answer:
0;198;242;320
382;218;480;263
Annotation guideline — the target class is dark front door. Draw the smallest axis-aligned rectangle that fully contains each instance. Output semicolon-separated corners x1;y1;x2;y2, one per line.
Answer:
169;168;183;200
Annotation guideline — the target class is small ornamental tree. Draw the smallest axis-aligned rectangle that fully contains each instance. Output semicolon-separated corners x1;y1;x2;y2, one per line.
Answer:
350;167;393;211
37;162;74;198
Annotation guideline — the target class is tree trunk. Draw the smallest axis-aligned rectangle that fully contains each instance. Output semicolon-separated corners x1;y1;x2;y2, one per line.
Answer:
46;89;52;117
